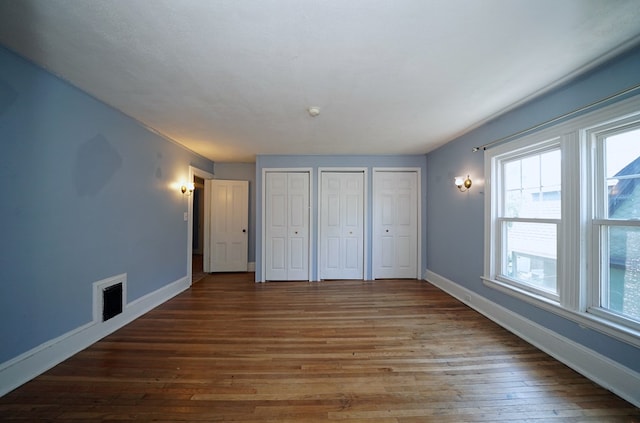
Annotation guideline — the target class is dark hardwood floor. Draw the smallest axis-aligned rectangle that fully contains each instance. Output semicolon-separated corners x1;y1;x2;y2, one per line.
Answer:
1;273;638;422
191;253;206;284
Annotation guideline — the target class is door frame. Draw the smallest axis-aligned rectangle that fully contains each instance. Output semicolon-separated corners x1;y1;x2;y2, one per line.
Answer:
372;167;422;280
187;165;215;284
317;167;368;280
261;168;313;282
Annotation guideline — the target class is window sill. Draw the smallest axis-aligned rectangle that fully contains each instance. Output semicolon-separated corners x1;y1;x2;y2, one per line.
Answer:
482;276;640;349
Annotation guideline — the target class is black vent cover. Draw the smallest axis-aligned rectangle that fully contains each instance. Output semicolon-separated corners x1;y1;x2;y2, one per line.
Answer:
103;282;123;321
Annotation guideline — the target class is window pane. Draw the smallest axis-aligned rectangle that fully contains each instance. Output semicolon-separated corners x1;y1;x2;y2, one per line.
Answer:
541;150;561;187
504;160;521;190
605;129;640;219
604;226;640;322
521;155;540;189
503;221;557;293
503;149;561;219
605;128;640;178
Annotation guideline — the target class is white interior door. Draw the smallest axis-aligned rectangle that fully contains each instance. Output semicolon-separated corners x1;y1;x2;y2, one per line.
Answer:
265;172;310;281
320;172;364;280
373;171;418;279
207;179;249;272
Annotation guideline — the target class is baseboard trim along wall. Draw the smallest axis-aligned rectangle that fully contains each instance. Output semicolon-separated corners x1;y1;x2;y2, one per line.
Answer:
0;275;191;397
424;269;640;408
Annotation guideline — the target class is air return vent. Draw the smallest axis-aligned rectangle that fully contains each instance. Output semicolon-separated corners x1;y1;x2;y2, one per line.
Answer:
102;283;123;321
93;274;127;323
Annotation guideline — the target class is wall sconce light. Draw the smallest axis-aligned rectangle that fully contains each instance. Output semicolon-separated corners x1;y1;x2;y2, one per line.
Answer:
181;182;195;195
454;175;472;192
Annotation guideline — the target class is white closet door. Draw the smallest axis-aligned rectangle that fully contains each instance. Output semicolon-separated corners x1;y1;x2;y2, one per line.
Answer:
373;171;418;279
320;172;364;280
265;173;288;280
208;179;249;272
265;172;310;281
286;172;310;280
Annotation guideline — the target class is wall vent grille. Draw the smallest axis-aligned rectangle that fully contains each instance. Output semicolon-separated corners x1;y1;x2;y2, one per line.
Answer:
92;274;127;323
102;283;123;321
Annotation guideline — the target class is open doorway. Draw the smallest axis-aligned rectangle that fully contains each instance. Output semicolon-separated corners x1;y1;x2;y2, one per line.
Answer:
187;165;214;285
192;176;206;283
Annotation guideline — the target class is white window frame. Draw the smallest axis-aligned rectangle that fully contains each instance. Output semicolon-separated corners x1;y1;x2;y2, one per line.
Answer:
586;119;640;333
484;94;640;348
492;139;562;302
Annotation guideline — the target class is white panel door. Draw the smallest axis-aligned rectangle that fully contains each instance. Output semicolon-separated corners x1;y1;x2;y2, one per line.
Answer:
208;179;249;272
373;171;418;279
265;172;310;281
320;172;364;280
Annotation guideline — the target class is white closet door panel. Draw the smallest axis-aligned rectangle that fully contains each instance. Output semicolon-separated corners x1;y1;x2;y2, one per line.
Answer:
381;194;394;226
265;172;310;281
268;237;287;281
381;236;394;267
327;237;340;269
345;194;359;227
328;194;340;227
289;237;305;268
397;236;412;268
320;171;364;280
265;173;287;280
344;237;360;270
373;171;418;279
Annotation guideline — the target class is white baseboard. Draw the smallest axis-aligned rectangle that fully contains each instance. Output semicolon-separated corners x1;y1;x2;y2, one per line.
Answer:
424;269;640;408
0;275;190;397
248;262;256;272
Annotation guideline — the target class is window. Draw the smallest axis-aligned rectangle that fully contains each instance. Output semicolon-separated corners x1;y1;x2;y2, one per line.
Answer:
590;125;640;328
497;146;561;299
485;95;640;346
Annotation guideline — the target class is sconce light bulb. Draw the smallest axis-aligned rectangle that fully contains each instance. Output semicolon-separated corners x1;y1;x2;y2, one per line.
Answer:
181;183;195;195
454;175;472;192
464;175;472;189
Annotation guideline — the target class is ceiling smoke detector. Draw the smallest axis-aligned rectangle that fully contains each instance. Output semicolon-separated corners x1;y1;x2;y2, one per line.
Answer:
307;107;320;117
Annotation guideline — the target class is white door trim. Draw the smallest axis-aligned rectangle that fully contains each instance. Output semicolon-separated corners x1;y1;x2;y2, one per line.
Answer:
317;167;368;280
372;167;422;280
261;168;313;282
188;165;214;284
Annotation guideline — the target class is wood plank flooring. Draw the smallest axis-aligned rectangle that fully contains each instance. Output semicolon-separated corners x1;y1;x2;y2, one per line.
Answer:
1;273;638;422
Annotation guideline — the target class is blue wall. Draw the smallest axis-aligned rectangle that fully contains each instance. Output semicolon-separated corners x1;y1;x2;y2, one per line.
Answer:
0;46;214;364
255;154;427;282
426;45;640;372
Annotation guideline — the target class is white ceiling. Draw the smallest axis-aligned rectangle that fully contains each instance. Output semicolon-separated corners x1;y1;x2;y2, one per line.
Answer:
1;1;640;163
